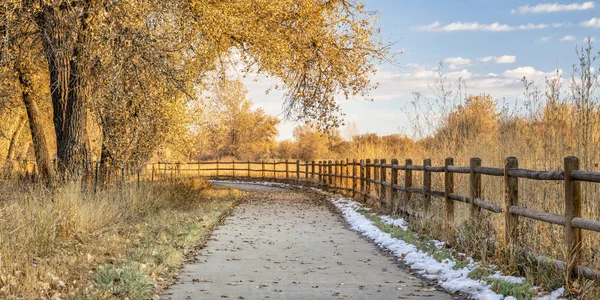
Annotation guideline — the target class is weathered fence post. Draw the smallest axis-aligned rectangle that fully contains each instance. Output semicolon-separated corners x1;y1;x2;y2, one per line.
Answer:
352;159;358;198
470;157;482;218
318;161;323;184
391;159;398;215
247;161;251;178
285;159;289;179
365;159;372;202
305;160;309;180
345;159;350;192
404;159;413;216
360;160;365;200
564;156;582;280
328;160;333;187
261;161;265;179
339;160;344;188
311;161;315;181
380;159;387;210
444;158;455;238
338;160;342;190
423;159;432;219
334;160;339;188
137;167;140;190
373;159;380;198
273;159;276;180
163;163;167;181
504;157;519;250
296;160;300;182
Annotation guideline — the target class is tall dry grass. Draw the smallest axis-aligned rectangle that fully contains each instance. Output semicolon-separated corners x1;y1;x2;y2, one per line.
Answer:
0;178;237;298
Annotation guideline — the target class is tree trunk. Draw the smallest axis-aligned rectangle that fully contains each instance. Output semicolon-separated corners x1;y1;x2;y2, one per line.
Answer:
17;66;56;185
2;116;26;177
36;5;91;180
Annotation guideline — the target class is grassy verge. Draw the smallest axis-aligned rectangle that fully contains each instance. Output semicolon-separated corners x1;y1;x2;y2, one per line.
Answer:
0;179;242;299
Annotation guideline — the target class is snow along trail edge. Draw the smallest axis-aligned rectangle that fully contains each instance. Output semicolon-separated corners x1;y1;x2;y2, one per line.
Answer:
210;180;566;300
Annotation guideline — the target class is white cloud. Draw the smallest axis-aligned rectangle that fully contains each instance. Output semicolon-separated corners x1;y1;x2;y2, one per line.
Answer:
413;21;547;32
560;35;577;41
535;36;552;44
443;57;472;69
478;56;495;63
495;55;517;64
512;1;595;14
478;55;517;64
581;17;600;28
503;66;562;79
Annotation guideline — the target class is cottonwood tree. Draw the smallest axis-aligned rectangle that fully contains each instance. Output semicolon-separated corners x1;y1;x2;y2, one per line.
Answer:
198;78;279;160
1;0;390;182
0;7;56;184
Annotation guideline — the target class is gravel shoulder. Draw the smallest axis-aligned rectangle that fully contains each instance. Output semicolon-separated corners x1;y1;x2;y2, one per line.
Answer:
162;182;456;300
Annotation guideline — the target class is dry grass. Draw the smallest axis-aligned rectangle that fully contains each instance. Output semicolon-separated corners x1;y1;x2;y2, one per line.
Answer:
0;179;242;299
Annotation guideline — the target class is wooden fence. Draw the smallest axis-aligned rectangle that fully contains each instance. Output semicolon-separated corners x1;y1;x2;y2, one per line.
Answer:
150;157;600;281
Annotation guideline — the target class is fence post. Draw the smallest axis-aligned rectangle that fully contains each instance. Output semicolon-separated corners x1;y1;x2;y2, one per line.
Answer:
380;159;387;210
373;159;380;198
327;160;333;187
247;161;251;178
296;160;300;182
318;161;322;184
504;157;519;251
137;167;140;190
285;159;289;179
359;160;365;199
273;159;276;180
198;162;200;177
262;161;265;179
151;163;155;183
391;159;398;215
564;156;582;281
334;160;339;188
232;160;236;180
423;159;432;219
352;159;358;198
444;158;454;238
470;157;482;218
94;159;99;193
365;159;371;202
404;159;413;216
163;163;167;181
305;160;309;180
311;161;315;181
345;159;350;192
339;160;344;188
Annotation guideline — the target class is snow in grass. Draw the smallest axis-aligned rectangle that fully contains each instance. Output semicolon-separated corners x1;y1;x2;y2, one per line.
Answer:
210;180;566;300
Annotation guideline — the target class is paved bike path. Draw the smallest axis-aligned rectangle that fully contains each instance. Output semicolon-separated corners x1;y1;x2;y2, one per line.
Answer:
162;183;455;300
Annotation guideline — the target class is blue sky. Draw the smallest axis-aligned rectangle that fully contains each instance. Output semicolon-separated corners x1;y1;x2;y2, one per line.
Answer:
242;1;600;140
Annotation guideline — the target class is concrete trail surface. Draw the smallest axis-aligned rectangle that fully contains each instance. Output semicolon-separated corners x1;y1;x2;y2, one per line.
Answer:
162;182;456;300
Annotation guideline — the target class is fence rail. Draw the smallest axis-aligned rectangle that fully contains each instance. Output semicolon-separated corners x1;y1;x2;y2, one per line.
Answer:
147;156;600;281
